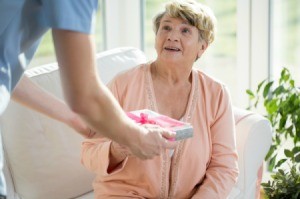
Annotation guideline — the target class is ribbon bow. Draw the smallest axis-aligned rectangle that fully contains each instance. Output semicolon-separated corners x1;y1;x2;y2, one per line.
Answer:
126;112;184;128
126;112;157;125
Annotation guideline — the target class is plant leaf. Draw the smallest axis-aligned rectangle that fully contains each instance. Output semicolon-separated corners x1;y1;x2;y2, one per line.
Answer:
279;116;287;129
275;158;287;168
257;79;266;93
292;146;300;154
268;155;276;171
273;85;284;96
246;89;255;99
265;145;276;161
295;154;300;163
263;81;273;98
284;149;294;158
289;79;295;87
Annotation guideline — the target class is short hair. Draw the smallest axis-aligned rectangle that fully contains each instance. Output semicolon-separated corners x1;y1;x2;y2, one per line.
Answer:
153;0;217;45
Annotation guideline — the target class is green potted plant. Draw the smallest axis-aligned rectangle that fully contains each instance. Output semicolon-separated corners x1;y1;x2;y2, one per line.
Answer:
246;68;300;199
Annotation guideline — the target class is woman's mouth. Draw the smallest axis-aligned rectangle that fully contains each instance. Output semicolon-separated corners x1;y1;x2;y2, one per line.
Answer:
164;47;181;52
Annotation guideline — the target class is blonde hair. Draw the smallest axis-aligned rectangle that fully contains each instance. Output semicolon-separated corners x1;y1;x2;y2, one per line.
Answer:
153;0;217;45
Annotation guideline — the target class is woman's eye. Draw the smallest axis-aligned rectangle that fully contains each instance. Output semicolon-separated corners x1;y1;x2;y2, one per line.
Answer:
162;26;171;31
182;28;190;33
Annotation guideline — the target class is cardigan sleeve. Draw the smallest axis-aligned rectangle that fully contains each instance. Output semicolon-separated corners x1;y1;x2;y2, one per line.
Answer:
80;78;129;175
81;138;129;175
192;86;239;198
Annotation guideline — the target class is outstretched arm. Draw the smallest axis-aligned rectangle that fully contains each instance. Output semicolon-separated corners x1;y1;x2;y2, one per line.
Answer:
12;76;92;137
52;29;177;159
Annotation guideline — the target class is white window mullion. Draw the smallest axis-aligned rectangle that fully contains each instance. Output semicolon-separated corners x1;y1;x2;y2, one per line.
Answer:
236;0;251;108
250;0;270;89
236;0;270;108
104;0;142;50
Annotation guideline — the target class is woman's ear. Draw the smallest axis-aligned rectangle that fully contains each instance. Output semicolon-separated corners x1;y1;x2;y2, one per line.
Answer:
197;41;208;58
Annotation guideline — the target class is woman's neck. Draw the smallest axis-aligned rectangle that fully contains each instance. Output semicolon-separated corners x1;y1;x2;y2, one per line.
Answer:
151;61;192;86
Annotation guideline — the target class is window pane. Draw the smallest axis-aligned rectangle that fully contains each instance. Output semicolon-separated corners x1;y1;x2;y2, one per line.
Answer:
28;31;55;68
145;0;169;60
95;1;105;53
145;0;238;104
272;0;300;85
28;6;104;68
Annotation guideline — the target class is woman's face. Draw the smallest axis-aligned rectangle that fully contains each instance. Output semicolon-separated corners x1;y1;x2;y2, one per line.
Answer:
155;14;206;65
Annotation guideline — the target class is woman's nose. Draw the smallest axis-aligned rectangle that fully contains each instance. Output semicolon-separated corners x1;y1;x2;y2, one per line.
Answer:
167;30;179;42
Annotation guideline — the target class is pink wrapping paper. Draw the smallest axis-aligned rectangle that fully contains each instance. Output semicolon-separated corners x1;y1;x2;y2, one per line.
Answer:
126;109;193;141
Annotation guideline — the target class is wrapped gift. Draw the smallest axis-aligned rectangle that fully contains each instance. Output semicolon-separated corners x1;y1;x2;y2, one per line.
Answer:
126;109;193;141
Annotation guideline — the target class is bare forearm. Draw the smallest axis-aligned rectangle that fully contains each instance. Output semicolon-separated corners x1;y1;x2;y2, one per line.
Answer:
52;29;140;146
12;76;91;136
77;81;141;146
12;76;79;128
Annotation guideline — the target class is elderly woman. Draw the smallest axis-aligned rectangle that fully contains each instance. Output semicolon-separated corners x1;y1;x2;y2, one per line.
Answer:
81;0;238;198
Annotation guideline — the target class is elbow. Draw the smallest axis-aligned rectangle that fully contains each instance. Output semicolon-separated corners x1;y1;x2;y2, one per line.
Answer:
66;87;104;117
67;95;92;117
69;100;87;116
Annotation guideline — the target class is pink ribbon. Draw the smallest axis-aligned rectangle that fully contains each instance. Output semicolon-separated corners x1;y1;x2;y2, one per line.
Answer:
126;112;184;128
127;112;185;141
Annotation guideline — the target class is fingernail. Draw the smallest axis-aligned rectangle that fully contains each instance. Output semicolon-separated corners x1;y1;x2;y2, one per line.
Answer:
168;138;176;141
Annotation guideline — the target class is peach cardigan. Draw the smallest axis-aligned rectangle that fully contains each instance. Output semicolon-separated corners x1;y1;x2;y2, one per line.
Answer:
81;63;238;199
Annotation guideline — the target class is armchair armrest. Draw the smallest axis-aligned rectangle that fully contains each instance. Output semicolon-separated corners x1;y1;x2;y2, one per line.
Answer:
229;107;272;199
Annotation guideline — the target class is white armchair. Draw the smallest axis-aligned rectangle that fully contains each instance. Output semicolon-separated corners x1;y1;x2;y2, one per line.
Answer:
229;108;272;199
0;47;272;199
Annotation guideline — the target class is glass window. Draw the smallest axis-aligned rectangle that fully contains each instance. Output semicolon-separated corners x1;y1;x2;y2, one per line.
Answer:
271;0;300;85
145;0;238;105
28;5;104;68
95;1;105;53
145;0;168;60
28;31;55;68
